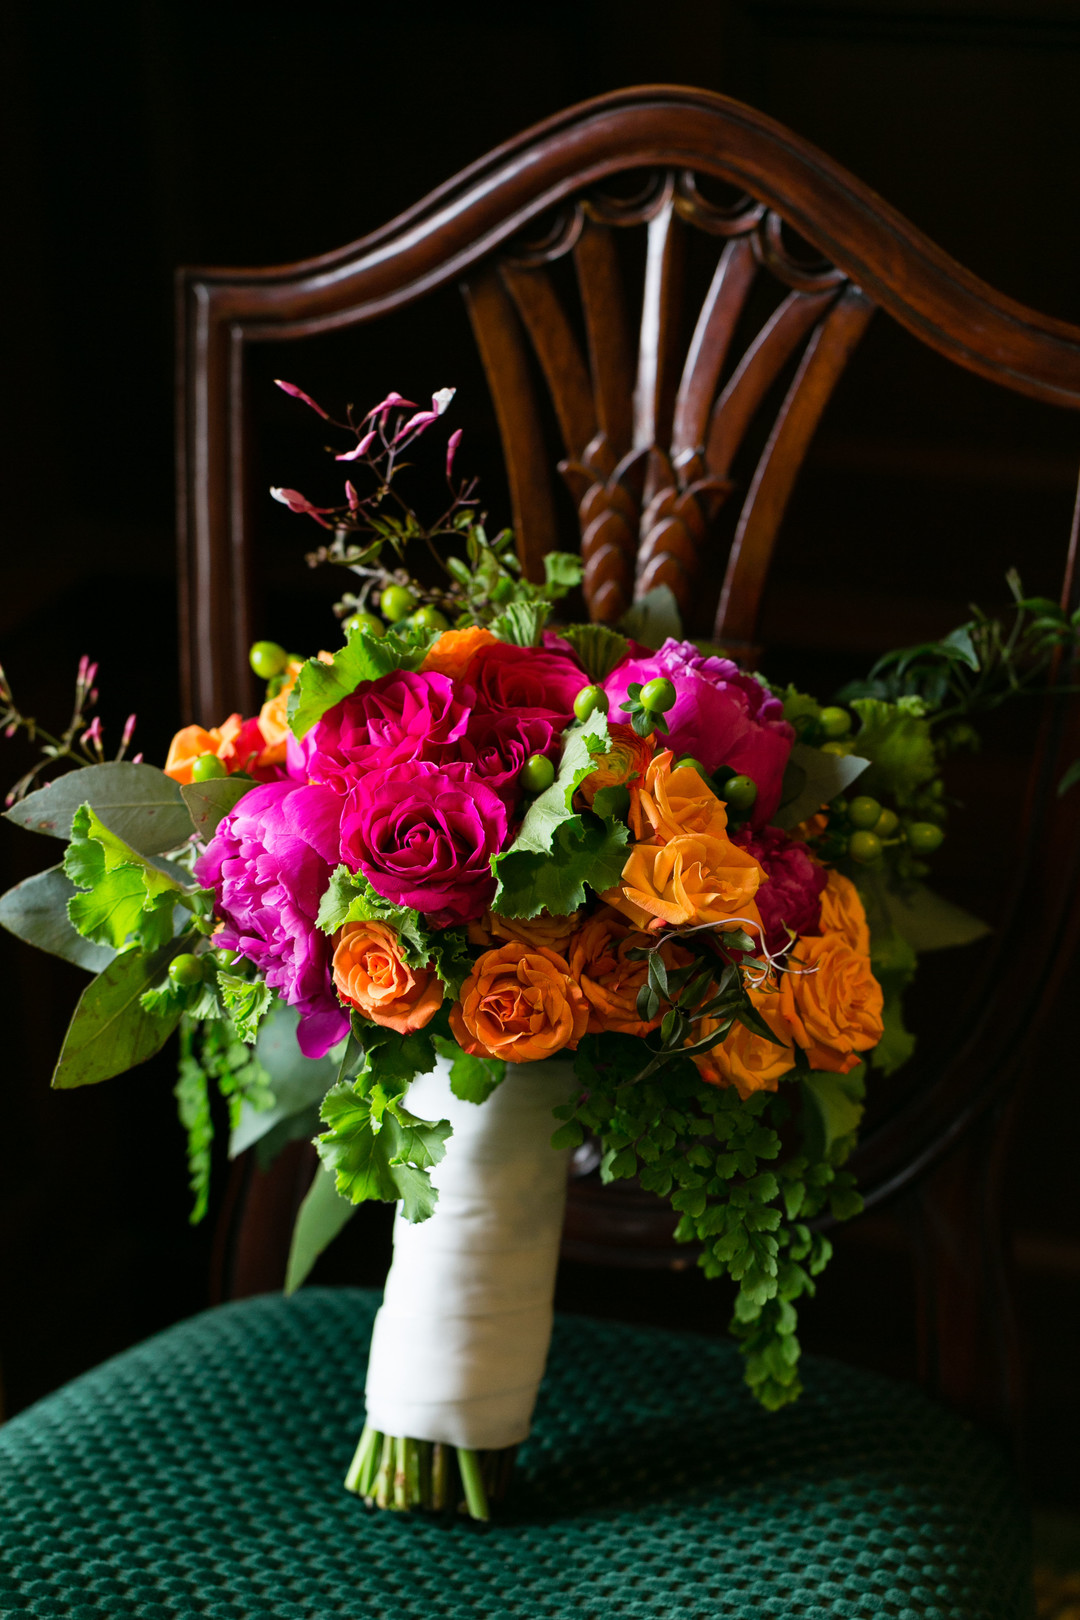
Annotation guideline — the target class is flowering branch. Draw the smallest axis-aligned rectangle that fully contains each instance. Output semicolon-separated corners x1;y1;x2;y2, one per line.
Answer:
0;656;137;805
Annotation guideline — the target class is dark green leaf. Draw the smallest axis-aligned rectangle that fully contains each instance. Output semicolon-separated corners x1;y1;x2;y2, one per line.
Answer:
218;972;273;1044
284;1163;358;1294
0;864;115;972
800;1068;865;1159
4;762;192;853
52;941;187;1089
432;1034;505;1104
181;776;258;838
315;1083;399;1203
772;743;870;830
617;584;682;647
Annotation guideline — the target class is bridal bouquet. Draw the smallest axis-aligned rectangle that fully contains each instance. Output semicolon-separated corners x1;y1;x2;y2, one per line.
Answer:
3;383;1069;1520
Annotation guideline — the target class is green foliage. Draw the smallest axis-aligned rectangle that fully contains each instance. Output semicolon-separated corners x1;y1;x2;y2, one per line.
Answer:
779;685;822;736
0;864;115;972
559;1033;863;1408
218;972;274;1044
848;697;937;806
3;761;193;853
317;866;430;959
229;1000;344;1160
542;552;584;597
800;1066;866;1161
175;1021;214;1225
284;1163;357;1294
180;776;257;838
174;1015;275;1222
772;742;870;830
488;601;550;647
52;938;191;1089
63;804;188;951
559;623;630;683
492;718;630;917
431;1032;506;1104
868;930;919;1075
287;626;430;739
617;584;682;646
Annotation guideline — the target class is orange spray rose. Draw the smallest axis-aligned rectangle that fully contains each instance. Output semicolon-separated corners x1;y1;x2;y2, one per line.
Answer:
607;833;765;934
332;920;444;1035
777;932;883;1073
690;983;795;1099
568;907;693;1036
165;714;246;785
449;941;589;1062
817;870;871;956
629;754;729;843
420;626;497;682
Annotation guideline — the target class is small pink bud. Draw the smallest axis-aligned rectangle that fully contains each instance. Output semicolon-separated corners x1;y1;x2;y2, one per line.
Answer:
269;487;334;528
274;379;330;419
86;663;98;689
4;723;16;738
122;713;137;746
84;717;103;747
132;752;144;764
446;428;463;479
89;689;99;706
393;410;437;442
77;655;89;684
335;430;377;462
346;481;359;512
364;390;417;424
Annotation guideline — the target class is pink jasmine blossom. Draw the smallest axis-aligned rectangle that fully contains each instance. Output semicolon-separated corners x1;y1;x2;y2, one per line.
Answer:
195;781;350;1059
603;638;795;825
270;487;334;528
364;391;416;424
446;428;463;479
339;759;508;927
393;409;438;441
335;429;377;462
77;655;89;683
121;714;137;746
89;689;99;706
431;387;456;415
274;378;330;419
345;481;359;512
731;824;826;956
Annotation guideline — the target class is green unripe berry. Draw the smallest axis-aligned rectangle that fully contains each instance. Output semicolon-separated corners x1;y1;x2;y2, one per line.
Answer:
639;677;677;714
408;605;450;632
168;953;204;988
674;754;710;779
573;685;609;722
819;705;852;739
848;830;883;864
380;584;418;623
874;807;900;838
214;948;237;966
191;753;227;781
908;821;945;854
343;612;386;639
249;640;289;679
848;795;882;830
521;753;556;794
722;774;758;812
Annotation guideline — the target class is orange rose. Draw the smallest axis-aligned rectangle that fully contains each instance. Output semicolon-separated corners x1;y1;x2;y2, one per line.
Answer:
449;941;589;1062
790;810;829;843
690;984;795;1099
165;714;244;785
606;832;765;934
630;753;729;842
567;907;693;1036
490;909;581;954
777;932;883;1074
818;870;871;956
577;723;655;811
257;659;304;766
332;920;444;1035
421;625;497;682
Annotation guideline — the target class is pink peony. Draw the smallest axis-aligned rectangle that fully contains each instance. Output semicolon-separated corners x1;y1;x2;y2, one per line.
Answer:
298;669;472;792
339;760;509;927
194;781;350;1059
603;639;794;824
731;823;827;956
467;641;584;726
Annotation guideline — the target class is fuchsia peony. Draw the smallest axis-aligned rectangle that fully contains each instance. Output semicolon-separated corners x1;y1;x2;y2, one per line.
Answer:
340;760;509;927
466;641;584;725
731;823;827;957
195;781;350;1059
296;669;472;790
603;639;795;824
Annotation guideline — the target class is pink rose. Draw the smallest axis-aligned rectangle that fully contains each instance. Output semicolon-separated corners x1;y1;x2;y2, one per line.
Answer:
467;641;584;726
339;760;509;927
603;639;794;825
731;823;826;956
298;669;472;791
459;711;559;803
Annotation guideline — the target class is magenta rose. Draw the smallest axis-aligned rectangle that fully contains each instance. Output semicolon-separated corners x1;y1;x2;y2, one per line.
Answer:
339;760;509;927
467;641;584;726
603;638;794;824
458;711;559;803
194;780;350;1059
296;669;472;791
731;823;827;956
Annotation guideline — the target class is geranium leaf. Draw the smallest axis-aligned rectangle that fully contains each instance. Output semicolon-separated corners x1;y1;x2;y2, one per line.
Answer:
284;1163;357;1295
51;940;187;1089
316;1083;399;1202
217;972;273;1044
63;804;187;949
4;762;192;853
800;1068;866;1160
849;696;937;803
0;864;115;972
431;1033;505;1104
493;813;629;919
287;626;428;739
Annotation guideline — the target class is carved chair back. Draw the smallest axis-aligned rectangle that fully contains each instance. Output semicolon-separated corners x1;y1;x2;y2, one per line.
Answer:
180;87;1080;1443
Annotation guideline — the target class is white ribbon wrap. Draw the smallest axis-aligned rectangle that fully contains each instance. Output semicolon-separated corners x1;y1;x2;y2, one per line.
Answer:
363;1056;573;1451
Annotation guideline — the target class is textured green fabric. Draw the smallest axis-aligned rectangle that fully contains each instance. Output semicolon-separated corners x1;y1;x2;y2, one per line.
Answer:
0;1287;1030;1619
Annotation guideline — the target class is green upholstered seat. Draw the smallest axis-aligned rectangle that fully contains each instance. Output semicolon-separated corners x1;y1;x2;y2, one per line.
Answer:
0;1288;1030;1619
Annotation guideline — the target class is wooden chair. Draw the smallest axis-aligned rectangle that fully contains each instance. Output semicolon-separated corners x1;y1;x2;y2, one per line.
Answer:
4;85;1067;1620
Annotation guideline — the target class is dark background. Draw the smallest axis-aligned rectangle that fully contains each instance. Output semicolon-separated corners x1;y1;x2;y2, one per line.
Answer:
2;0;1079;1509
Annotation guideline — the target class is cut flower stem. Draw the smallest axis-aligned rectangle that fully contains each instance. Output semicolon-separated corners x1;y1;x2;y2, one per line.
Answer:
345;1424;507;1520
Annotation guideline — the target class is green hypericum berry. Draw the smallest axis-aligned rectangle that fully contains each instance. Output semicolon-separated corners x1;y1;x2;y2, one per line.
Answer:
819;705;852;739
907;821;944;854
380;584;418;623
722;774;758;811
573;685;609;722
874;807;900;838
848;830;883;864
848;795;882;830
521;754;556;793
639;677;677;714
343;612;386;638
249;640;289;679
408;605;450;632
674;754;709;778
168;953;204;988
191;753;227;781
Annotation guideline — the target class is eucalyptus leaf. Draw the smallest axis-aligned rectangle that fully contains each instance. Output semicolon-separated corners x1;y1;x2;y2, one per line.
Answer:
52;940;188;1089
801;1067;866;1160
617;584;682;648
0;865;115;972
284;1164;358;1295
882;883;991;953
181;776;258;838
229;1002;344;1157
772;743;870;830
4;763;192;853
